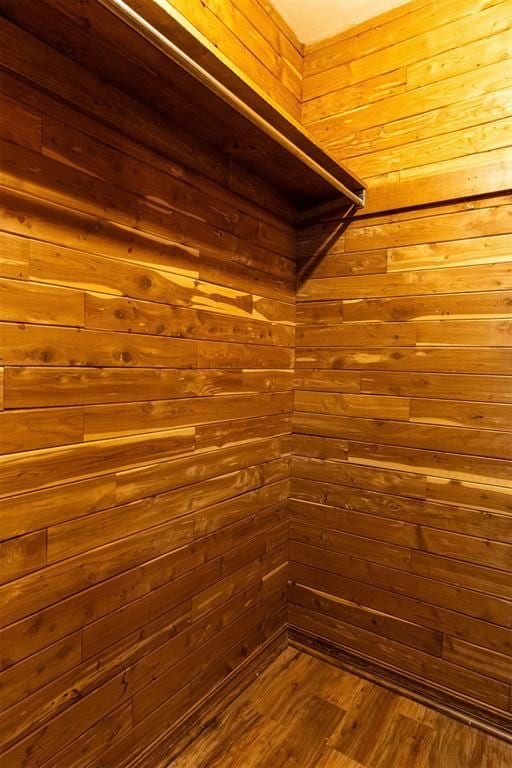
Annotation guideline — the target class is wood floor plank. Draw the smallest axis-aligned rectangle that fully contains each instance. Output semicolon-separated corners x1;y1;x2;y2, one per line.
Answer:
166;649;512;767
365;713;435;768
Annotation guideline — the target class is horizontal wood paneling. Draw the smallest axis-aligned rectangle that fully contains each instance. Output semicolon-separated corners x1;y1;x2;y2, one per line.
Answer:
302;0;512;210
2;0;512;758
164;0;303;120
294;181;512;724
0;19;293;767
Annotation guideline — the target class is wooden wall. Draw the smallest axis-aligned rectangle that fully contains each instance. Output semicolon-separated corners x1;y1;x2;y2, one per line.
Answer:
292;0;512;733
292;193;512;728
0;17;294;767
1;0;512;759
164;0;303;119
301;0;512;208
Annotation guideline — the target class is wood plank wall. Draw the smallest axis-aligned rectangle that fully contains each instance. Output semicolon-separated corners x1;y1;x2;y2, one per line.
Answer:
164;0;303;119
0;18;295;767
292;0;512;732
1;0;511;759
302;0;512;209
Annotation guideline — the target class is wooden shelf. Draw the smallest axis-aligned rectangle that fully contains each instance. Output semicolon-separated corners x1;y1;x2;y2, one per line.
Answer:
0;0;365;216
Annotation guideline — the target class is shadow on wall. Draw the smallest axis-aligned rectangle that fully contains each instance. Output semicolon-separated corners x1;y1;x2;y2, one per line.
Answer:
295;203;356;283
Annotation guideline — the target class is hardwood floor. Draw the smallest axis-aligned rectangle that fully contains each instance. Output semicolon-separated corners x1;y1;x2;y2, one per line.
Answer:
168;648;512;767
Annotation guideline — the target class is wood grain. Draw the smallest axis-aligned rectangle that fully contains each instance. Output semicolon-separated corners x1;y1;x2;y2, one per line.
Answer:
0;12;293;766
294;193;512;728
167;648;512;766
164;0;302;119
302;0;512;210
1;1;512;763
295;0;512;728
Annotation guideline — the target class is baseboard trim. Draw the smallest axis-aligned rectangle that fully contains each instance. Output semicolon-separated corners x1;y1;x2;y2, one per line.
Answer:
125;628;288;767
123;624;511;766
290;628;512;744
